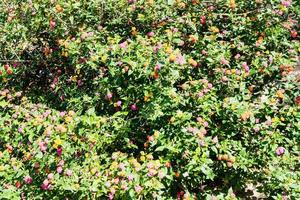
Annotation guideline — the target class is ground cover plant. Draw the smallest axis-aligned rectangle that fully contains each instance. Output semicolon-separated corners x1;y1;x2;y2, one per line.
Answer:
0;0;300;199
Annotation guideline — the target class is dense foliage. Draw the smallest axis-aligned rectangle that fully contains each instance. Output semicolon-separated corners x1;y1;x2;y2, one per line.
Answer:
0;0;300;199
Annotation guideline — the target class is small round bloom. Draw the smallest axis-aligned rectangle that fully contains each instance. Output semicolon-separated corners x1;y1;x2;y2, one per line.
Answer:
66;169;72;176
276;147;285;156
24;175;33;184
130;104;138;111
147;31;155;37
57;166;63;174
47;173;54;180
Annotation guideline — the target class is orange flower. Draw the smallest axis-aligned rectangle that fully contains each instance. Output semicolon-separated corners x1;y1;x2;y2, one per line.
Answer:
55;4;63;13
241;111;251;121
276;90;284;99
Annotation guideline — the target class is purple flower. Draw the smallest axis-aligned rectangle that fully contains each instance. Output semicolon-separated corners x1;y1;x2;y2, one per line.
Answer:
116;100;122;107
203;121;209;127
276;147;285;156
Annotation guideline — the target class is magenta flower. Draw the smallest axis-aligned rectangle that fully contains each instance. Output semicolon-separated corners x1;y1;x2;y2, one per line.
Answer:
130;104;138;111
24;175;33;184
276;147;285;156
41;179;50;190
57;147;63;157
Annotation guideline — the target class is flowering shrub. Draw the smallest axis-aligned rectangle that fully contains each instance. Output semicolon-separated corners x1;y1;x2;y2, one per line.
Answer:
0;0;300;199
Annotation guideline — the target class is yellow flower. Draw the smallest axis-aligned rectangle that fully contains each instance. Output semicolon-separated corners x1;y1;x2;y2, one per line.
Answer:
0;165;4;171
276;90;284;99
65;116;73;123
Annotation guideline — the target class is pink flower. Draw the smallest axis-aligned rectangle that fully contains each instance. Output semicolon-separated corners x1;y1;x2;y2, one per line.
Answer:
58;160;65;166
147;31;155;37
39;141;47;152
18;126;24;133
220;57;229;65
47;173;54;180
135;185;143;193
203;121;209;127
153;43;162;53
253;126;260;133
175;54;185;65
235;54;241;59
281;0;292;7
276;147;285;156
116;100;122;107
242;62;249;72
66;169;72;176
57;166;63;174
108;193;114;200
207;83;213;89
119;41;127;49
155;63;162;71
128;174;134;181
158;171;165;179
106;92;113;100
24;175;33;184
197;92;204;97
41;179;50;190
212;136;218;144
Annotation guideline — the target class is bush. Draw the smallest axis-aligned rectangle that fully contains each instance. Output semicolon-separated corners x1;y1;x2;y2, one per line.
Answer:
0;0;299;199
